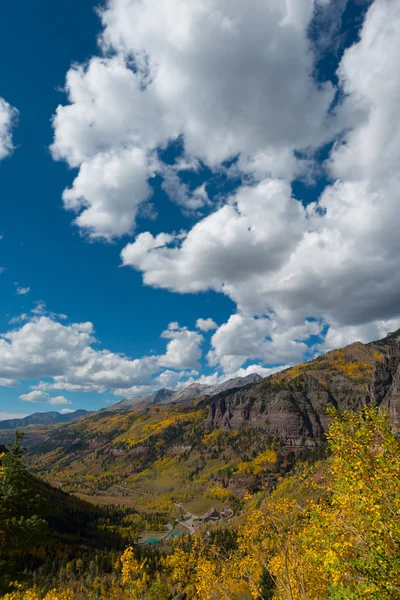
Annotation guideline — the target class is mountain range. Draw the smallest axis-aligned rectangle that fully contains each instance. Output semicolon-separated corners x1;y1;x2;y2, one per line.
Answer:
2;330;400;502
0;409;90;430
107;372;262;411
0;374;262;432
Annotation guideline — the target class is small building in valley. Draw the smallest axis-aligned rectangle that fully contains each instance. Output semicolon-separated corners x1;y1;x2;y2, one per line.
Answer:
201;507;220;522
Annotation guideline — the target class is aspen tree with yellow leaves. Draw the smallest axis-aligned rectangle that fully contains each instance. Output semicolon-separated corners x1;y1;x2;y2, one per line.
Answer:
169;406;400;600
120;546;150;599
1;408;400;599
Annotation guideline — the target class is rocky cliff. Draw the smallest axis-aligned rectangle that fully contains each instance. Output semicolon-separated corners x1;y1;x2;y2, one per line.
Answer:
205;331;400;447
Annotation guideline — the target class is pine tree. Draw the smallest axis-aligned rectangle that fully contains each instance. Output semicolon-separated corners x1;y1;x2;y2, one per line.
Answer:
0;431;46;552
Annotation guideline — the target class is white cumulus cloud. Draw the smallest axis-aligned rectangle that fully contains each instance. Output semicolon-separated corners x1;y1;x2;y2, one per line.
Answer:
19;390;71;405
121;0;400;341
196;318;218;332
208;314;322;372
1;315;203;395
46;0;400;377
19;390;51;403
51;0;336;239
49;396;71;405
0;97;18;160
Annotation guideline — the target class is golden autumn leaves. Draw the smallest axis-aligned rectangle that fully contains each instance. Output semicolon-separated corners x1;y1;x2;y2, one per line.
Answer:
166;406;400;599
2;406;400;599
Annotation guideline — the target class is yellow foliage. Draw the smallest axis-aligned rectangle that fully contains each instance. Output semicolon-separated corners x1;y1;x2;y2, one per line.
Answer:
208;486;230;500
0;452;5;478
273;363;308;383
120;546;149;599
237;448;277;475
331;349;373;379
202;430;222;445
1;587;73;600
171;407;400;600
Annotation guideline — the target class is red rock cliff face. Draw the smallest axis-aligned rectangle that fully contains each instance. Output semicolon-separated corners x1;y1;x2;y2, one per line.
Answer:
369;340;400;423
205;332;400;446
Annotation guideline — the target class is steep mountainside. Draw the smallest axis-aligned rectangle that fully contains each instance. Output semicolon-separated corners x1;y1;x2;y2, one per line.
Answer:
13;330;400;503
0;409;90;430
206;330;400;445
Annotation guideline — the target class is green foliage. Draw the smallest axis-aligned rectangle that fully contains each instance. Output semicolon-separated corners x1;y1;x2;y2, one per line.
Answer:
0;432;46;551
259;567;275;600
147;579;169;600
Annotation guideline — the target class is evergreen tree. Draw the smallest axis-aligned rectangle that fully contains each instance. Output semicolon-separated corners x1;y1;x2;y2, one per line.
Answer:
259;566;275;600
0;431;46;552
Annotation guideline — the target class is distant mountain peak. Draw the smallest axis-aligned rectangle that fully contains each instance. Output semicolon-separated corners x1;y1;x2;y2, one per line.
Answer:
107;372;267;413
153;388;175;403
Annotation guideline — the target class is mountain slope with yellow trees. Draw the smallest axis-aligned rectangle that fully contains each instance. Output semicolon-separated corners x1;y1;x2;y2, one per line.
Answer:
1;331;400;598
165;405;400;600
205;331;400;441
2;406;400;599
2;329;400;509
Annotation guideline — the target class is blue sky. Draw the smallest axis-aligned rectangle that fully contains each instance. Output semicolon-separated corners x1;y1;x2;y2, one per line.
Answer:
1;0;399;419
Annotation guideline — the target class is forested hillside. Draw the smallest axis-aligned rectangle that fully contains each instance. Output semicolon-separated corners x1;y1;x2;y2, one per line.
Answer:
4;330;398;510
1;407;400;599
1;332;400;598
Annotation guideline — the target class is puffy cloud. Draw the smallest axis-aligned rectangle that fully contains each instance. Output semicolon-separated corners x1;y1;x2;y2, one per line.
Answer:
99;0;334;162
196;318;218;332
122;0;400;333
61;146;151;240
160;322;204;369
122;178;304;294
49;396;71;405
208;314;322;372
51;0;336;238
60;408;75;414
50;56;161;240
1;315;203;395
330;0;400;185
19;390;71;405
1;318;95;382
322;318;400;352
2;311;309;400
47;0;400;381
0;97;18;160
19;391;51;403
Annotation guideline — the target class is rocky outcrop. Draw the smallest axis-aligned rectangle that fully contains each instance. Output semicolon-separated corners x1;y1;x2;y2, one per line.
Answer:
205;332;400;446
368;337;400;423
